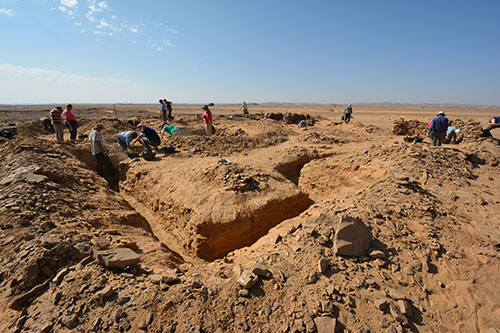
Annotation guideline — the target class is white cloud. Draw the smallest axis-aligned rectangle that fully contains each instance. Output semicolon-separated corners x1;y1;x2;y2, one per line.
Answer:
96;18;121;32
74;21;82;26
80;28;86;32
0;64;148;103
0;8;14;16
129;27;138;33
163;39;173;47
94;30;112;37
170;29;178;35
155;47;162;52
61;0;78;8
86;0;108;23
58;6;67;13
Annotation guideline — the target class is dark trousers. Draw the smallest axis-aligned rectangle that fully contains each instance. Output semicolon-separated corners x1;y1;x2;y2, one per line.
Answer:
344;113;351;123
95;152;116;178
485;123;500;131
142;137;160;151
431;132;445;146
66;120;78;140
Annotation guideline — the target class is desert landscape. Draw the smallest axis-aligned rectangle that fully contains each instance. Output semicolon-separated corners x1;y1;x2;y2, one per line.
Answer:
1;103;500;332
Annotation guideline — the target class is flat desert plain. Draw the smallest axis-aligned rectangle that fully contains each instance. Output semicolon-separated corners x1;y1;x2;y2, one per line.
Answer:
0;103;499;332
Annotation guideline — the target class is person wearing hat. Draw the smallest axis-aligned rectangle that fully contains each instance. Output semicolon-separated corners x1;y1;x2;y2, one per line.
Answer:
131;123;161;152
202;105;213;136
429;110;449;146
89;123;116;179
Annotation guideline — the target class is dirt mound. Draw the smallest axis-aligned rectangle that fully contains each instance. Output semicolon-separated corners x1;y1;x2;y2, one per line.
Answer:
120;157;310;261
392;118;428;136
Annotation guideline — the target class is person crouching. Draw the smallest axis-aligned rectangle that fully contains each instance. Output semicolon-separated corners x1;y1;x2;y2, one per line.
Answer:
132;123;161;152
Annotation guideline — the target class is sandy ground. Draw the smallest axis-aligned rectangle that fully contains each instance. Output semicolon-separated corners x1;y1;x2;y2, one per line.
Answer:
0;104;499;332
1;103;499;129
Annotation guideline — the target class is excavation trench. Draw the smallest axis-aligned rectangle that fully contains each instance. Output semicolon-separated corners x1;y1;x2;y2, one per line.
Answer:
75;149;314;262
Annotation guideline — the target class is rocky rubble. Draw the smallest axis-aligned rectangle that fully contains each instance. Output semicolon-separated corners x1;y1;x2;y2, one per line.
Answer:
1;112;500;332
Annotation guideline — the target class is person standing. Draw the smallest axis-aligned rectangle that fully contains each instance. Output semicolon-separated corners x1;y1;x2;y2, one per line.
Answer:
429;110;449;146
50;107;64;142
117;130;138;152
159;99;167;122
63;104;78;140
202;105;213;136
241;101;249;117
344;104;353;123
132;123;162;152
165;99;174;121
89;123;115;178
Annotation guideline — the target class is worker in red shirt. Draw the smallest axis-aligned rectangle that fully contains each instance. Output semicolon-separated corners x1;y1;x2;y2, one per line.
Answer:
202;105;213;136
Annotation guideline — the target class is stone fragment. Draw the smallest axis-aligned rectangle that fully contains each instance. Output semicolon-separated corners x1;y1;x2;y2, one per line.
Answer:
388;302;409;326
374;298;389;311
10;280;50;310
93;237;111;250
252;264;272;278
397;300;413;318
314;316;337;333
117;294;130;305
334;215;371;257
238;271;258;289
326;285;336;296
369;250;386;259
52;268;69;284
61;313;78;329
149;274;163;284
39;321;53;333
96;286;114;298
306;272;319;284
318;258;329;274
52;291;62;305
23;261;39;288
95;248;140;269
238;289;250;297
119;318;131;331
387;288;407;300
163;273;180;284
320;300;334;314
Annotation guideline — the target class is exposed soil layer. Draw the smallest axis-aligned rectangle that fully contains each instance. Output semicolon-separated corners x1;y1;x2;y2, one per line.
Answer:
1;104;500;332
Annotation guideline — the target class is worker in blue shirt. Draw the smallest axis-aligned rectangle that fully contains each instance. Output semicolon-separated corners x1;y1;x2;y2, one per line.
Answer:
429;110;449;146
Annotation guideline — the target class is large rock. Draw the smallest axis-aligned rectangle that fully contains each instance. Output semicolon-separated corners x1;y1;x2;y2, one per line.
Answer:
238;271;259;289
333;215;371;257
314;316;336;333
0;166;48;185
95;248;140;269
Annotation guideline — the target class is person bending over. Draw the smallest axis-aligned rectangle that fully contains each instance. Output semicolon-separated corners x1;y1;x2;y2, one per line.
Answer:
132;123;161;152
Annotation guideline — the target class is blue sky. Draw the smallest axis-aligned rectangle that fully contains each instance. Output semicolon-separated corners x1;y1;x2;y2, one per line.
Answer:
0;0;499;105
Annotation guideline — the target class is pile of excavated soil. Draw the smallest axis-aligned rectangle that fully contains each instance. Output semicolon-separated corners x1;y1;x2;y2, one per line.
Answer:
392;118;428;137
1;110;500;332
